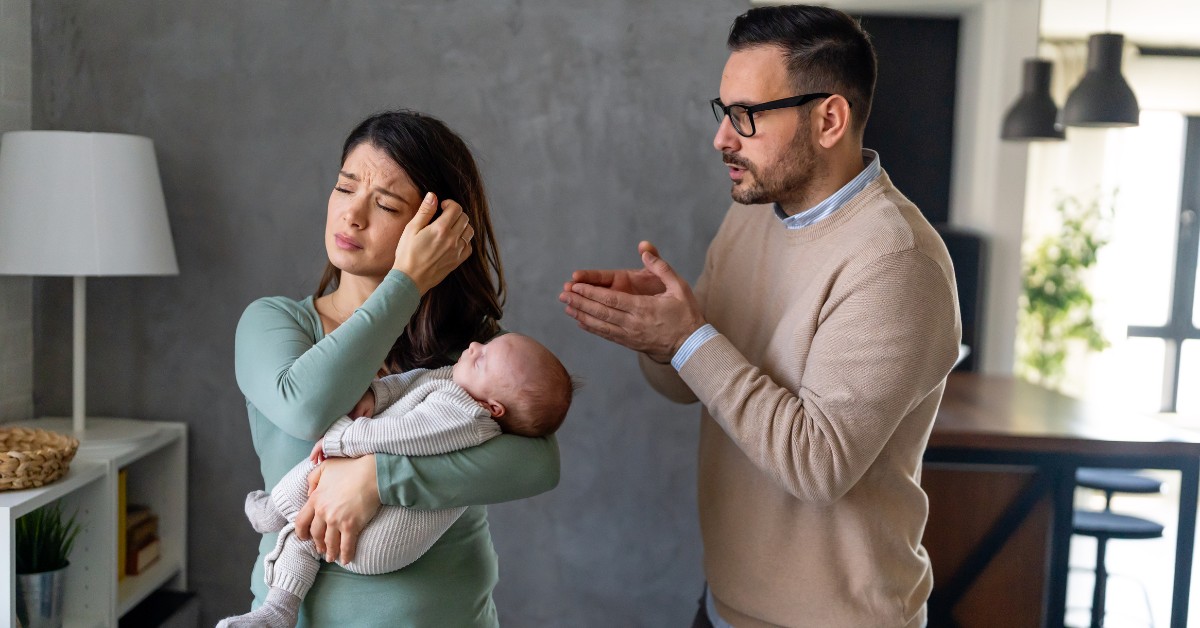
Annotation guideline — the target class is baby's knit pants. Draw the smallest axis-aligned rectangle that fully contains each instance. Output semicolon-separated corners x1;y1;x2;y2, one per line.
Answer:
263;459;465;597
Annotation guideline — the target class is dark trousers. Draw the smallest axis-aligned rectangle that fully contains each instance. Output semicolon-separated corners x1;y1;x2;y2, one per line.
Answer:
690;589;715;628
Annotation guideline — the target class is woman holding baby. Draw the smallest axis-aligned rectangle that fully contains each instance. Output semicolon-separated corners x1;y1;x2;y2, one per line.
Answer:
233;110;559;626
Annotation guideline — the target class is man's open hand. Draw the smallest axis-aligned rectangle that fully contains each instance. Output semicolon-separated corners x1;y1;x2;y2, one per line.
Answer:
560;241;705;364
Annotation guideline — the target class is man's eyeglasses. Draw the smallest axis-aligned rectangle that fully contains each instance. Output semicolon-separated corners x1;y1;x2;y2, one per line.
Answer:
710;93;848;138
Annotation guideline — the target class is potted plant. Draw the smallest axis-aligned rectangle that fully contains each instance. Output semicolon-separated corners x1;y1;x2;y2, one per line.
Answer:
15;500;82;628
1016;193;1112;390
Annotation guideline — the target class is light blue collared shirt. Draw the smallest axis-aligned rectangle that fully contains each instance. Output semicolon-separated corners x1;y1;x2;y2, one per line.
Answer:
705;587;736;628
773;148;880;229
670;149;882;372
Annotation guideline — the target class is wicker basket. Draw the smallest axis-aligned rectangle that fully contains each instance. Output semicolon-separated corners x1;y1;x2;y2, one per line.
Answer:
0;428;79;491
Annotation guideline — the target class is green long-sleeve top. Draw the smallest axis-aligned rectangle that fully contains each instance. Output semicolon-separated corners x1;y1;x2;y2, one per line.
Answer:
234;270;560;627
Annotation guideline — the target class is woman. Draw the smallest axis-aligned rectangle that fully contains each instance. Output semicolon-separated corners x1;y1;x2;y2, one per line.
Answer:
234;110;559;626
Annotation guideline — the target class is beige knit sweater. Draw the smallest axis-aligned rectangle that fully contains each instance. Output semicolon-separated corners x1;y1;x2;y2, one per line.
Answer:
642;172;960;627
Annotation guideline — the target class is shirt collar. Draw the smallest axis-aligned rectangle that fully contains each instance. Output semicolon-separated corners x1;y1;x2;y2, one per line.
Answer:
773;149;881;229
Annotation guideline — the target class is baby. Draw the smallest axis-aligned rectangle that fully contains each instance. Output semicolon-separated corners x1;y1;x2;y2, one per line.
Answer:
218;333;573;628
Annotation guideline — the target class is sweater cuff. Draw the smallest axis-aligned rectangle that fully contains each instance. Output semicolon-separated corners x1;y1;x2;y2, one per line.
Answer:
375;454;407;507
676;332;742;410
322;416;356;458
368;380;392;413
671;324;719;371
382;269;419;301
475;416;503;441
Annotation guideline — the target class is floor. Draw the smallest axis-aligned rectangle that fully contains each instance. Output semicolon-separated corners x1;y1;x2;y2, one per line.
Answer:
1064;470;1198;628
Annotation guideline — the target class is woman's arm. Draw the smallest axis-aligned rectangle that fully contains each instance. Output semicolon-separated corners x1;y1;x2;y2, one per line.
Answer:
236;194;467;442
234;272;420;441
377;434;560;508
295;431;560;563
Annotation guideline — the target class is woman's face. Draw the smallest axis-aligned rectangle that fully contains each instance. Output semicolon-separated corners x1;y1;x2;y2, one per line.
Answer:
325;142;423;281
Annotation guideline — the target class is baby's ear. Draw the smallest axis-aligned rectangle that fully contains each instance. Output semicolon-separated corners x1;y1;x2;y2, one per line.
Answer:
485;400;505;418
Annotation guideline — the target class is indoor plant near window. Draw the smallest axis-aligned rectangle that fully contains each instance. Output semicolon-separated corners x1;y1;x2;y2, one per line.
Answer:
15;500;82;628
1016;193;1113;389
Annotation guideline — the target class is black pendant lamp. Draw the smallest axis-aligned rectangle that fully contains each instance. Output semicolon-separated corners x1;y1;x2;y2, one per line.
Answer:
1062;0;1140;127
1001;59;1065;141
1063;32;1140;127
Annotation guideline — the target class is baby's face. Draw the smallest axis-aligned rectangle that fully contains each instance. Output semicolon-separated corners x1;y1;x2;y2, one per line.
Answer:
452;334;524;404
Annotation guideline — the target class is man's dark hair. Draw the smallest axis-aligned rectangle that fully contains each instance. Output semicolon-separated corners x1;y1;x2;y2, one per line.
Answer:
728;5;877;134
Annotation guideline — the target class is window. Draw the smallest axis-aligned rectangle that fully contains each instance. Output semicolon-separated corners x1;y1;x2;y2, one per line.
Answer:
1023;111;1199;415
1126;114;1200;412
1181;340;1200;414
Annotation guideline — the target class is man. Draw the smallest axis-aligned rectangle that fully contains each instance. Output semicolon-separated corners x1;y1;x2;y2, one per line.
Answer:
559;5;961;627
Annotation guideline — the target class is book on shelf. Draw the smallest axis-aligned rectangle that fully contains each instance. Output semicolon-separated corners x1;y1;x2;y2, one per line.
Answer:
124;502;160;576
126;503;153;529
126;536;161;576
127;513;159;551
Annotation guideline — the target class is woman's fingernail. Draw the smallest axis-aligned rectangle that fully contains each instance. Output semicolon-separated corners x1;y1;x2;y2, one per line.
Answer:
423;192;434;205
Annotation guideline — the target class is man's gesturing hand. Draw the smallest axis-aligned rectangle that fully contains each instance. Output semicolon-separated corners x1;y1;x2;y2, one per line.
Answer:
567;241;667;297
560;241;705;364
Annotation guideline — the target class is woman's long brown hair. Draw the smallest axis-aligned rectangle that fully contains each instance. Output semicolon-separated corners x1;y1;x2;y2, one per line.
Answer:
316;110;506;373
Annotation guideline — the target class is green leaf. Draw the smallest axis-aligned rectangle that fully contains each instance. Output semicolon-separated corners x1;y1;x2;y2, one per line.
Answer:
16;501;83;574
1016;191;1113;389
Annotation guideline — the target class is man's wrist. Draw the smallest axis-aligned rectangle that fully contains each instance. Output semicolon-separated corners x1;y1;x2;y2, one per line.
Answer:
645;352;672;365
671;324;719;371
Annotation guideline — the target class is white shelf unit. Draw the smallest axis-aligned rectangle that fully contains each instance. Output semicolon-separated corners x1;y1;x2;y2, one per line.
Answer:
0;460;108;628
1;418;187;628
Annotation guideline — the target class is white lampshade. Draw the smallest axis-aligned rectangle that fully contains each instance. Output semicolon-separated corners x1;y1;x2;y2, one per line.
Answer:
0;130;178;441
0;131;178;276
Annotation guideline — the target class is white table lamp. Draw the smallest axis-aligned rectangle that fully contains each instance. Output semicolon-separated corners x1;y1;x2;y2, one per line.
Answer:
0;131;178;440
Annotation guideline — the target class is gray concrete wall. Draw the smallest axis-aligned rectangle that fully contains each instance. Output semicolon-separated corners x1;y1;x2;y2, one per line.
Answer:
31;1;739;624
0;0;32;423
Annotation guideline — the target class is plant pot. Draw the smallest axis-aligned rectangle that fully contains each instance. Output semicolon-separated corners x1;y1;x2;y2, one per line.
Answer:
15;565;67;628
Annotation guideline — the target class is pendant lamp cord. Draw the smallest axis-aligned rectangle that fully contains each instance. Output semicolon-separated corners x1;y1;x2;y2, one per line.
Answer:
1105;0;1112;32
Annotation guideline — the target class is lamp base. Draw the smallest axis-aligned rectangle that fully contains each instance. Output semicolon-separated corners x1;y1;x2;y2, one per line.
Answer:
25;417;163;452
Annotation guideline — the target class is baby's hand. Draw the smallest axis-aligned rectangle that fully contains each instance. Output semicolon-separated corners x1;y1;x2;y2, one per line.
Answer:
309;438;327;465
350;388;376;418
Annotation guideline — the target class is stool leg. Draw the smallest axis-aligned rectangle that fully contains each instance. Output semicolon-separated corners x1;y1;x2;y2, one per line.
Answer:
1091;536;1109;628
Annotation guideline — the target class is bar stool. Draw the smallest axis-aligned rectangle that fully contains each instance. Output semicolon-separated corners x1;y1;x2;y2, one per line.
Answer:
1073;469;1164;628
1076;468;1164;509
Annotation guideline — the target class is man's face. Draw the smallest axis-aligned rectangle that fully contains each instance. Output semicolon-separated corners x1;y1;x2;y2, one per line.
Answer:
713;46;817;208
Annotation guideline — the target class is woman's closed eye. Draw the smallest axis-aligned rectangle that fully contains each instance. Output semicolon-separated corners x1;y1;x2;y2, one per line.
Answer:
376;200;399;213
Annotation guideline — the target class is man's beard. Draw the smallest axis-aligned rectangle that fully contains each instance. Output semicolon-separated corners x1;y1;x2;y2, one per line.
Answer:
724;122;817;207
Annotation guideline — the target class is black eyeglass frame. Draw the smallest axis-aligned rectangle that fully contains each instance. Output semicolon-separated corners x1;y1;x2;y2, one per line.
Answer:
710;93;849;137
